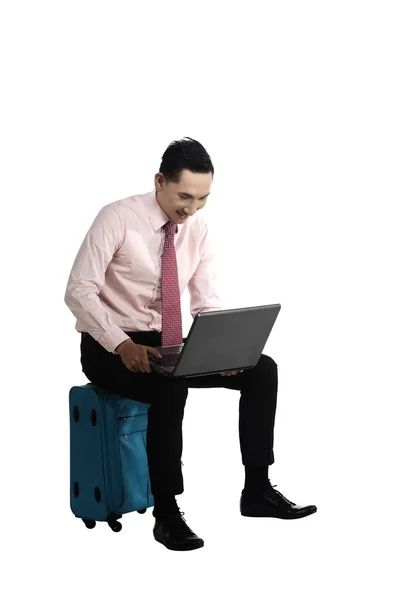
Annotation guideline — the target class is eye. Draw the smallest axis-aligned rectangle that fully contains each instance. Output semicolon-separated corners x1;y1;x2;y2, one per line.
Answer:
178;196;208;201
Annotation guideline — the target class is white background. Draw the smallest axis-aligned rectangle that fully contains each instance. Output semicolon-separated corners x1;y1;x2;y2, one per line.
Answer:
1;0;399;598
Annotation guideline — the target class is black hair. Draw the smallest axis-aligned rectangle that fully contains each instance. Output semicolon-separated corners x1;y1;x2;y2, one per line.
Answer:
159;137;214;184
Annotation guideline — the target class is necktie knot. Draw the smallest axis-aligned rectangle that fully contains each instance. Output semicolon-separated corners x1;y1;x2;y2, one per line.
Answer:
164;220;177;236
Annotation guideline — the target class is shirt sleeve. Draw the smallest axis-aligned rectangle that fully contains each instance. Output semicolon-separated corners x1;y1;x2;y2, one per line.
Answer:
188;221;223;318
64;204;130;354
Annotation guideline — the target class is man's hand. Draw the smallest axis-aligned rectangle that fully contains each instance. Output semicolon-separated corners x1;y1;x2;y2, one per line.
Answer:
220;369;244;376
116;339;162;373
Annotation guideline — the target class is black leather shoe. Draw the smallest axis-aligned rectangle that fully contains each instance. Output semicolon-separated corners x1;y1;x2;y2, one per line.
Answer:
240;481;317;519
153;511;205;551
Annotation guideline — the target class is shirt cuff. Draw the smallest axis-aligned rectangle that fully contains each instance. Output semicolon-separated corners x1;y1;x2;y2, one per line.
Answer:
97;325;130;354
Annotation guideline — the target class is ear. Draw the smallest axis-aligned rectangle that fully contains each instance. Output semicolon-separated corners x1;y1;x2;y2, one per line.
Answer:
154;172;165;190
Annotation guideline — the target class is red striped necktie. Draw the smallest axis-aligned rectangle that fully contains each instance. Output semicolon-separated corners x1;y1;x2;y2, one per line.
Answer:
161;220;183;347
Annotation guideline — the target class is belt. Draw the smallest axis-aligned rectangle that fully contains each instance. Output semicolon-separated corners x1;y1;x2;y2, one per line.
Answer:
81;330;161;337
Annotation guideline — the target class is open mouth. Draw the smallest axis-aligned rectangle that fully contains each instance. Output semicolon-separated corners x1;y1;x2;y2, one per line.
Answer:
176;211;188;219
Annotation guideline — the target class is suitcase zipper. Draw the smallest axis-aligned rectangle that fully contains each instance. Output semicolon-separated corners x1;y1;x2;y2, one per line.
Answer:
119;418;184;462
103;402;114;512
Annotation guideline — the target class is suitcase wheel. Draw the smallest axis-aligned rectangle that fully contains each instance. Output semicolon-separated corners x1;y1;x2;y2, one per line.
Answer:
108;521;122;532
137;509;147;514
82;519;96;529
107;513;123;532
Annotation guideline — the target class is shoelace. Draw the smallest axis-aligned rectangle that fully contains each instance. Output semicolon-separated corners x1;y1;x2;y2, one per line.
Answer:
268;480;296;507
165;511;196;538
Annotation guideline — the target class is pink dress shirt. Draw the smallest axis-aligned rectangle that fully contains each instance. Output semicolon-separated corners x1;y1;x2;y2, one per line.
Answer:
64;188;223;354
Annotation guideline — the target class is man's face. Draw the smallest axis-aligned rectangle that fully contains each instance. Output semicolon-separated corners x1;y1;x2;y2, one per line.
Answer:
155;168;212;224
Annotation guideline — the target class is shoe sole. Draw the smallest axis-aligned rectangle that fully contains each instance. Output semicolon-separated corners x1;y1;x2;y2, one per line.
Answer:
240;506;317;519
153;531;205;551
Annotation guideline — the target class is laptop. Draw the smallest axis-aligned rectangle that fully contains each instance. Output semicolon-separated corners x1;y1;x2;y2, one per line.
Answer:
148;303;281;378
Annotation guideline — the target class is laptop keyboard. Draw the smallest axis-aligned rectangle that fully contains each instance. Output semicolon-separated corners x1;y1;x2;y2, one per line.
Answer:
152;354;180;367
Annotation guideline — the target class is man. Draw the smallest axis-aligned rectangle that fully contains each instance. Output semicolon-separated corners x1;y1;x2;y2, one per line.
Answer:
64;136;317;551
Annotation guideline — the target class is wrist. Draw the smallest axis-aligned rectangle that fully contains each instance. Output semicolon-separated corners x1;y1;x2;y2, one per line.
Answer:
115;339;133;354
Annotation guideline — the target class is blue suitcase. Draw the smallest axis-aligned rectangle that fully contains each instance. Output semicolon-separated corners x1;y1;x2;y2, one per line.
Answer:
69;383;154;532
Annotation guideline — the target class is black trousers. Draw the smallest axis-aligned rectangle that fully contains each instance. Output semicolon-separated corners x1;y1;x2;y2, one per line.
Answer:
80;330;278;497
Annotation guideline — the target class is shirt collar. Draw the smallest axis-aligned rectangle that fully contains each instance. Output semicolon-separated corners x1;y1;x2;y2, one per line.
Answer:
147;188;178;234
